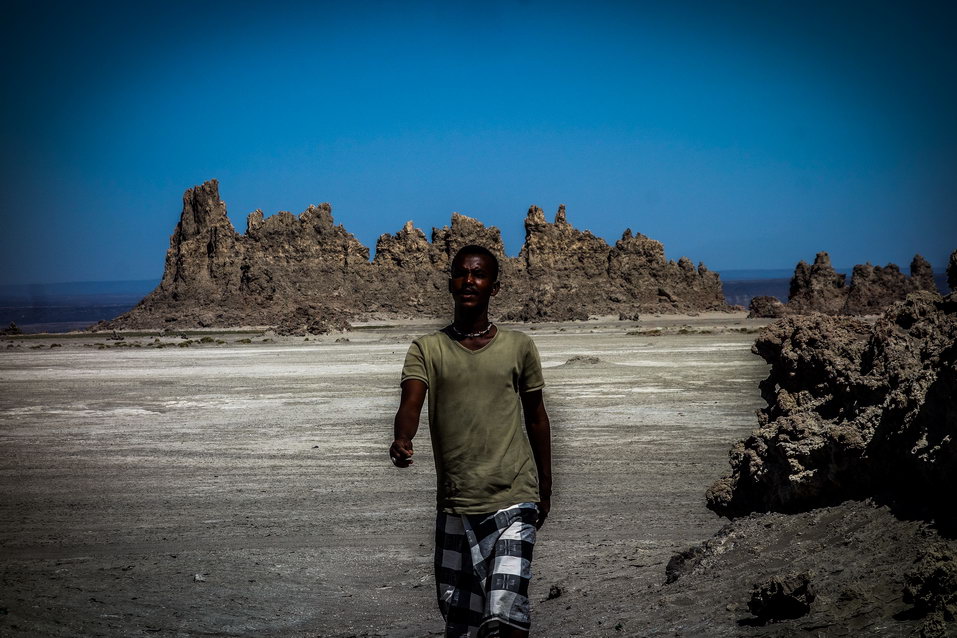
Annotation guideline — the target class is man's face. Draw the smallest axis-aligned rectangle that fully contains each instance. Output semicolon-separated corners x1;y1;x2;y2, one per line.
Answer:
449;253;500;310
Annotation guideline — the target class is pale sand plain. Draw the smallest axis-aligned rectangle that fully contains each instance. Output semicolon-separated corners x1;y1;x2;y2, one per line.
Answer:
0;314;773;637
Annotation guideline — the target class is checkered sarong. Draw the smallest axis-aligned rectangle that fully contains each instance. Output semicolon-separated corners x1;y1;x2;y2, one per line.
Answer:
435;503;538;638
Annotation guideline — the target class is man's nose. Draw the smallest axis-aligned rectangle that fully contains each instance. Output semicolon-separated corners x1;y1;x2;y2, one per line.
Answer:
465;271;476;283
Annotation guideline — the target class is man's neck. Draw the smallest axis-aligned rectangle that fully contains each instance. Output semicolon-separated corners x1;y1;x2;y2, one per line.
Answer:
452;308;491;334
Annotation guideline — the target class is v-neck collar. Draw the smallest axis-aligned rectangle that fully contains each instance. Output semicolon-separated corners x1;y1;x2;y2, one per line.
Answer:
445;326;500;354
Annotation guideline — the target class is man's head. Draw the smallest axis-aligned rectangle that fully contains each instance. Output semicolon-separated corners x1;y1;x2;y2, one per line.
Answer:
451;245;499;282
449;245;500;309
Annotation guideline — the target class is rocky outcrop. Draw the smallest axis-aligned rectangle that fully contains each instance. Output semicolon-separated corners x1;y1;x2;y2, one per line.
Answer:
903;546;957;630
502;211;724;321
748;295;787;319
786;252;848;315
368;220;447;315
106;180;727;329
707;290;957;526
118;181;366;330
747;573;815;621
503;205;609;321
910;254;937;292
843;255;935;315
273;305;352;336
784;251;940;316
1;322;22;336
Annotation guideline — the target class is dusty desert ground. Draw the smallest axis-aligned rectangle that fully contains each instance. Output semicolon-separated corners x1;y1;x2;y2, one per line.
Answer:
1;314;946;637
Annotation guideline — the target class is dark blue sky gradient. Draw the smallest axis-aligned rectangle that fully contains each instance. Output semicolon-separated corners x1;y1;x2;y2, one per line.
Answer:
2;0;955;284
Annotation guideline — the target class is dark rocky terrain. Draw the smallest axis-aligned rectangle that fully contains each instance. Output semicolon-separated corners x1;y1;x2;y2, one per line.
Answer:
687;252;957;636
103;180;726;331
712;291;956;525
619;500;952;637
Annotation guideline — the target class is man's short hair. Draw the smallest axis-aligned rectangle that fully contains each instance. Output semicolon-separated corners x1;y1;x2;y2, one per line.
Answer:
451;245;500;282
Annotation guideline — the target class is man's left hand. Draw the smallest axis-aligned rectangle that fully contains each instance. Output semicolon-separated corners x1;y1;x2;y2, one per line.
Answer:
535;499;550;529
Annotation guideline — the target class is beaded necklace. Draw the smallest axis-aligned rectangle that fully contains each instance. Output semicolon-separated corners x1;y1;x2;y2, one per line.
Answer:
449;322;494;338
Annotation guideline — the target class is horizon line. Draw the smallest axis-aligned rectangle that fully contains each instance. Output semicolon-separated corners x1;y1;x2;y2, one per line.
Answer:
2;264;952;290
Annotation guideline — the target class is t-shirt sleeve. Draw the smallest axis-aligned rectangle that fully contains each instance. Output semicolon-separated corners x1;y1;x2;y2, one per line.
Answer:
519;337;545;393
400;340;429;387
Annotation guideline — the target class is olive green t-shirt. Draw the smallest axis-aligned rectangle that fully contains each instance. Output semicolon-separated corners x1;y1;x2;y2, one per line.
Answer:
401;327;546;514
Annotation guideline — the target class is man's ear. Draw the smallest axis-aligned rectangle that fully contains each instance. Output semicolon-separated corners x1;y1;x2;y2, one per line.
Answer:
491;281;501;296
448;278;454;293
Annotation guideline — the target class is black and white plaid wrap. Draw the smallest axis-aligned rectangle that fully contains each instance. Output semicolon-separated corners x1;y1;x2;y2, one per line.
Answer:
434;502;538;638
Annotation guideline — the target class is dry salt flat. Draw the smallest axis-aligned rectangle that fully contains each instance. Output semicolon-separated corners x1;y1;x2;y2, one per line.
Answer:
0;315;771;637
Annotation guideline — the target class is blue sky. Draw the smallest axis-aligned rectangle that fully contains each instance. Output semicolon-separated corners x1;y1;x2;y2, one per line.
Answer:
2;0;955;285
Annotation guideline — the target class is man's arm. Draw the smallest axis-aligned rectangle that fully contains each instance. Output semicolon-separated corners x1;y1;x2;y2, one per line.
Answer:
521;389;551;529
390;379;427;468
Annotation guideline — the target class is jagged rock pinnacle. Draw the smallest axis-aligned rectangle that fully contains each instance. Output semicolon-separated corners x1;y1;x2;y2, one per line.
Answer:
555;205;567;226
949;250;957;292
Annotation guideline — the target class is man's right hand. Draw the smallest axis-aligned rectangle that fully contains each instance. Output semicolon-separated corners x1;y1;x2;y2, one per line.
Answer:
390;438;414;468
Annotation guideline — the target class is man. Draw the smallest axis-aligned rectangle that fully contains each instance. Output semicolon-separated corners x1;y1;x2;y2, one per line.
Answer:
390;244;552;638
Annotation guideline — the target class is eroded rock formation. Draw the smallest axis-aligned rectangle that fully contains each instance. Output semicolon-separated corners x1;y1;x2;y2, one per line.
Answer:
784;251;939;316
707;289;957;526
106;179;726;330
